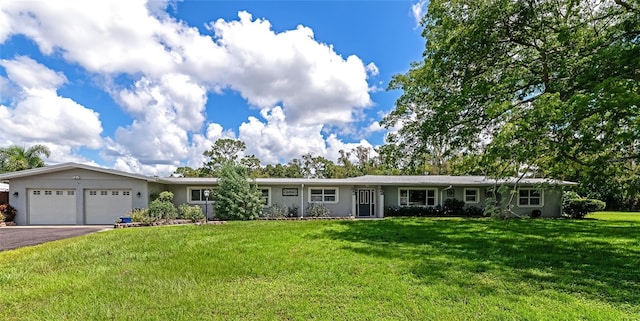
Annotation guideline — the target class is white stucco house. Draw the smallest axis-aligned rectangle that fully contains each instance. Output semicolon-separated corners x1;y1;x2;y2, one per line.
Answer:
0;163;576;225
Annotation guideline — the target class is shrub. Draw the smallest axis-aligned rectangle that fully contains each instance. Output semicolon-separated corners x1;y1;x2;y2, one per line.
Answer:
214;163;262;220
148;191;177;220
563;198;606;219
287;204;299;217
384;206;445;217
0;203;17;222
156;191;174;203
305;203;331;217
263;203;288;218
530;209;542;218
129;208;153;223
178;204;204;222
443;199;465;216
463;206;484;217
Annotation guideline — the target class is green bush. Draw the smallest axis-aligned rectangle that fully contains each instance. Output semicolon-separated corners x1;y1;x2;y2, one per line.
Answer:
178;204;204;222
148;191;177;220
263;203;288;218
443;199;465;216
129;208;153;223
463;206;484;217
0;203;17;222
214;164;263;220
305;203;331;217
287;204;299;217
563;198;606;219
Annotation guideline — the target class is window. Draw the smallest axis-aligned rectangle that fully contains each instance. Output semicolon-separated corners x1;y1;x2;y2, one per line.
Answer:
259;188;271;207
399;188;437;206
67;191;75;196
122;191;130;196
44;191;52;195
188;187;215;203
89;191;97;196
33;190;41;195
56;191;64;195
519;189;543;207
309;188;338;203
464;188;479;203
112;191;119;196
445;188;455;200
100;191;108;196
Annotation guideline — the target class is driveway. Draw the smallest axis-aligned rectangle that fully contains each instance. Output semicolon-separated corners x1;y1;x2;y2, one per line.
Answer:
0;226;109;252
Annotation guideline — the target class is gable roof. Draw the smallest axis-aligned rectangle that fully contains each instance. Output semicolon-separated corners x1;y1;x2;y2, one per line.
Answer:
0;163;158;182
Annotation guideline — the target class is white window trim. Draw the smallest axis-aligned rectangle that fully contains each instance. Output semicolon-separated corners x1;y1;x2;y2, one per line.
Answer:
463;188;480;204
187;186;216;204
308;187;339;204
518;188;544;207
398;187;438;207
258;187;272;207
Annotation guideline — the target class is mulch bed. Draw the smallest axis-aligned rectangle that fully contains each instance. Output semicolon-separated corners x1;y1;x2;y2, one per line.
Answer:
114;219;226;228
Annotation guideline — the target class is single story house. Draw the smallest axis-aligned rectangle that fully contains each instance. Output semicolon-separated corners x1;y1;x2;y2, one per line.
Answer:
0;163;576;225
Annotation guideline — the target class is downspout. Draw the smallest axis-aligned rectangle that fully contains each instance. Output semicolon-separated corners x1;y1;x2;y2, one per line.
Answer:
440;185;453;206
300;183;304;218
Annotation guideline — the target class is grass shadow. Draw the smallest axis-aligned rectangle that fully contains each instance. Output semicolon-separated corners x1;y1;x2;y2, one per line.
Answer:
316;218;640;306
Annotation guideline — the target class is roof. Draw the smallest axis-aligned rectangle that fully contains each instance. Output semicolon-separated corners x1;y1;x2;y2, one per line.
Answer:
0;163;159;182
159;177;358;186
343;175;577;186
0;162;577;187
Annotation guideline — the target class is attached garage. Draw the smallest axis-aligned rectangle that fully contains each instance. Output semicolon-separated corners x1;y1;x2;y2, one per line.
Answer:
0;163;154;225
84;189;133;224
28;189;77;224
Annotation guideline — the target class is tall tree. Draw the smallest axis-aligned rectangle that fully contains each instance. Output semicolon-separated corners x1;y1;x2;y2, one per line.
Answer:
385;0;639;182
0;144;51;172
202;138;247;176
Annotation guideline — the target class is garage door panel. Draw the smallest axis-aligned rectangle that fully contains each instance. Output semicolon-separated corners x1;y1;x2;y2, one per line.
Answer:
29;189;76;225
85;190;132;224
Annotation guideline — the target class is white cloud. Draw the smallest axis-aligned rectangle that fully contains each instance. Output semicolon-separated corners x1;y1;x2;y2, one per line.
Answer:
207;11;373;126
366;62;379;77
411;0;429;26
0;1;381;174
0;57;103;163
0;56;67;89
237;106;376;164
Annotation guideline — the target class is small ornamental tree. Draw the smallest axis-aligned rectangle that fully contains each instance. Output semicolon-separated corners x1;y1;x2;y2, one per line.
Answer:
213;163;262;220
148;191;178;220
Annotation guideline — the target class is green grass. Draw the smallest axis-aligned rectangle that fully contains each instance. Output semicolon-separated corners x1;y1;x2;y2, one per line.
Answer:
589;211;640;222
1;217;639;320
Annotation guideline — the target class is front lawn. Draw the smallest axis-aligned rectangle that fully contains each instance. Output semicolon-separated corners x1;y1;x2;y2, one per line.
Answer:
1;217;639;320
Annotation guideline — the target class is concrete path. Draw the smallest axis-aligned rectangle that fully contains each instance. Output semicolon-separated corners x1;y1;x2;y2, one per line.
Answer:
0;226;109;252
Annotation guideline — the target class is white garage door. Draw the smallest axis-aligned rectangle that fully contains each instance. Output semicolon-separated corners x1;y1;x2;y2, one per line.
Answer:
29;189;77;225
85;190;132;224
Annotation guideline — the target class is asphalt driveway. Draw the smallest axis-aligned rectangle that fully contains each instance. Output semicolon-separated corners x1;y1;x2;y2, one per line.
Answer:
0;226;108;252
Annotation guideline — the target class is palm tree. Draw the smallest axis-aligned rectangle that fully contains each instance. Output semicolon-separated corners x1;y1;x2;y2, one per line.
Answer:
0;144;51;172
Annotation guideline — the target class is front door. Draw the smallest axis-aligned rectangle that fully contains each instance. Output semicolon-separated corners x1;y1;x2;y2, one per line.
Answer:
357;189;376;217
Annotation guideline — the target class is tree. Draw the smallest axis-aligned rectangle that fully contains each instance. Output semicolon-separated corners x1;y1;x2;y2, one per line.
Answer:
385;0;639;202
0;144;51;172
202;138;247;175
213;163;263;220
172;166;203;177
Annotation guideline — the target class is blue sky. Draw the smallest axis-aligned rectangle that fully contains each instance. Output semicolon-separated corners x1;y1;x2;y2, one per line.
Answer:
0;0;427;175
